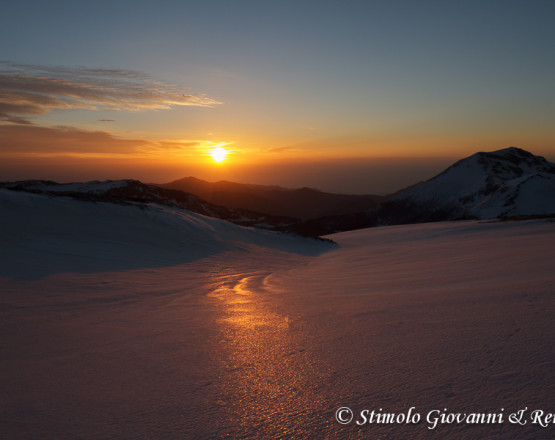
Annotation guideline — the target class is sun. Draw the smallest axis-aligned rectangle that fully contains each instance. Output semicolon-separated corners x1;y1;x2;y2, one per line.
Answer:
211;147;228;163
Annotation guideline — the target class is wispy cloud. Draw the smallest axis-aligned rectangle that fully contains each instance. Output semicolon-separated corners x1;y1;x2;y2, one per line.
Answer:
0;124;149;155
0;61;221;124
0;124;227;159
266;146;303;154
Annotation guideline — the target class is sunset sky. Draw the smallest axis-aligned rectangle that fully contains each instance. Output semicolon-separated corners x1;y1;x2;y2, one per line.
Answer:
1;0;554;193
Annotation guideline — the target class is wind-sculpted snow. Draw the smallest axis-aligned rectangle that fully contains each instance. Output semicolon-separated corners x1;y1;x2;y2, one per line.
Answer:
1;190;554;439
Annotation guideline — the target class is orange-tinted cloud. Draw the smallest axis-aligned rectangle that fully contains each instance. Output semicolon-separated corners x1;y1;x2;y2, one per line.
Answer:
0;124;148;155
266;146;304;154
0;124;228;161
0;62;221;124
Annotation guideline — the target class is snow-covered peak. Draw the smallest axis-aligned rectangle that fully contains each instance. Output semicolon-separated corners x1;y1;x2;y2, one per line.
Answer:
435;147;553;185
467;147;553;176
393;147;555;219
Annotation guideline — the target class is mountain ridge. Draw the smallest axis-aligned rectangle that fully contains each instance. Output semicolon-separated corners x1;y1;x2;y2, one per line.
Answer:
156;177;386;221
2;147;554;237
0;179;299;230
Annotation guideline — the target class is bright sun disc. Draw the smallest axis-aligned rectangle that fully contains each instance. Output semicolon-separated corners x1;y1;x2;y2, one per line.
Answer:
211;147;228;163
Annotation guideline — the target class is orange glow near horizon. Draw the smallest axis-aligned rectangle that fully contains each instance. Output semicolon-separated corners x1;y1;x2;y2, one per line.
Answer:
2;122;554;193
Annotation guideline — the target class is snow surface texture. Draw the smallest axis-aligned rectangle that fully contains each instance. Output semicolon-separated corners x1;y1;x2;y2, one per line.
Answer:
393;147;555;219
1;190;554;439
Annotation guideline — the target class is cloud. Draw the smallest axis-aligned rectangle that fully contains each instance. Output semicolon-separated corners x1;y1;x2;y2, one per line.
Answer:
0;124;225;159
0;124;149;155
0;61;221;124
266;146;303;154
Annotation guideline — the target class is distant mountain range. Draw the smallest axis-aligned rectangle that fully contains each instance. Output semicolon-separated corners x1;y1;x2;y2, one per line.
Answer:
2;147;554;237
157;177;385;221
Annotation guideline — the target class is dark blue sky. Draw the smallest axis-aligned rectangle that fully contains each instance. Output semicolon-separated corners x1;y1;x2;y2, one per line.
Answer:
1;0;554;191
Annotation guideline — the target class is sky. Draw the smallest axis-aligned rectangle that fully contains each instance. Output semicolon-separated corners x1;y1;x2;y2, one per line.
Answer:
1;0;554;193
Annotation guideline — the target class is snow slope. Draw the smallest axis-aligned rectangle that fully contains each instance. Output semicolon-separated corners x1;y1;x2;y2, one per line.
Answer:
1;189;554;439
0;188;332;280
1;179;300;231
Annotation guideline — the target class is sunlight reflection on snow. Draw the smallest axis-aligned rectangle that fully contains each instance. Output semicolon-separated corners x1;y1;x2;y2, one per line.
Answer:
205;266;332;438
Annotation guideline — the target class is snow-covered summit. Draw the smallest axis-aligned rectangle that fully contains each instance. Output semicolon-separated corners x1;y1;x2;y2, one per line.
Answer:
392;147;555;219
